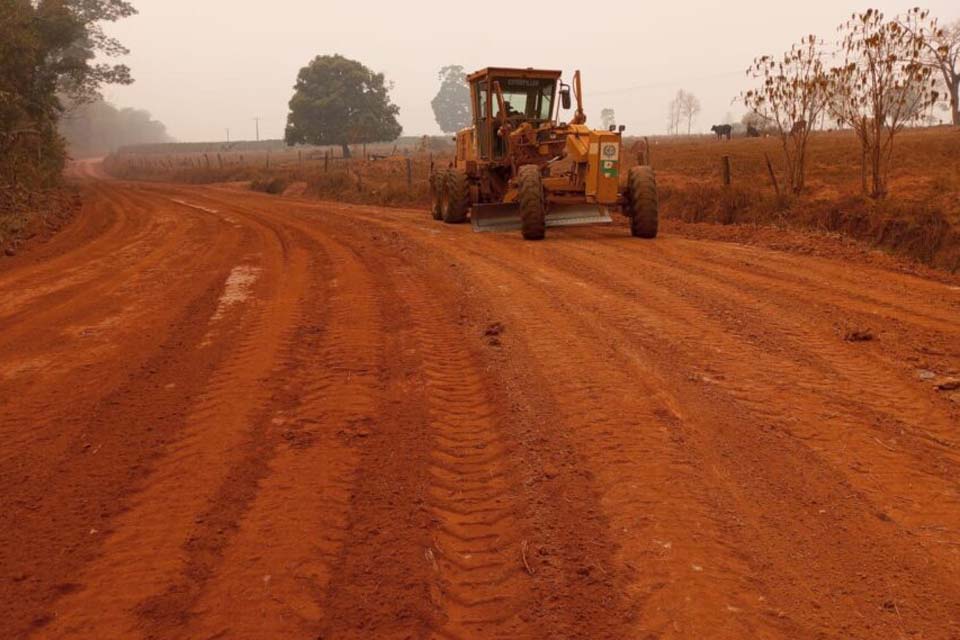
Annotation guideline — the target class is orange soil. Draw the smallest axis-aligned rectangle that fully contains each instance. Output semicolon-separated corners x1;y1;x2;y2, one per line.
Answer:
2;163;960;639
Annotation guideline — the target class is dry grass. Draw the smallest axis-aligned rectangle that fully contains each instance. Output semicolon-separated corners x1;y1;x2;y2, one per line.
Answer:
637;127;960;271
104;127;960;271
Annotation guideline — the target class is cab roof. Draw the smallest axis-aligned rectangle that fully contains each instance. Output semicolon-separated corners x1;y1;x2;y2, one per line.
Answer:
467;67;563;83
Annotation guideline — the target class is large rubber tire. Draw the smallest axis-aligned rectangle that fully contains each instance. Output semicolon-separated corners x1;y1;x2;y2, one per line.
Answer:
429;171;444;220
517;165;545;241
442;169;470;224
628;165;659;238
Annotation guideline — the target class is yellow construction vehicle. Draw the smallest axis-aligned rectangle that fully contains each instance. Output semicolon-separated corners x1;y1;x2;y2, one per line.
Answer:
430;67;658;240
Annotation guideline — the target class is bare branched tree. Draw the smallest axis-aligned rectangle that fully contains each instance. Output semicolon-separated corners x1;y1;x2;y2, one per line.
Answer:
666;91;683;135
742;35;829;194
829;10;940;198
678;91;701;134
898;10;960;127
601;108;616;130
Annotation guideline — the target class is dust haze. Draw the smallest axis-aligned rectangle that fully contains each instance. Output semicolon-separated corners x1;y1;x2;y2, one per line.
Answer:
103;0;959;142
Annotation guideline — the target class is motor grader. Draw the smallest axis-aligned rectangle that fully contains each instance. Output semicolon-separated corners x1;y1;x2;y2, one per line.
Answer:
430;67;658;240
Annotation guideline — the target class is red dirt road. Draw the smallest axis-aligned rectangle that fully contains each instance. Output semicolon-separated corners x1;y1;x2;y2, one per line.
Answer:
2;167;960;639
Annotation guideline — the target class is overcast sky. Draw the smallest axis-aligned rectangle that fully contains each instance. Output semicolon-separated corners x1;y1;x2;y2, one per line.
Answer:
102;1;959;142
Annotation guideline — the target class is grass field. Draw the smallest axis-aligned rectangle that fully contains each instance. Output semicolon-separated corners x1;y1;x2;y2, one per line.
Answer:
103;127;960;271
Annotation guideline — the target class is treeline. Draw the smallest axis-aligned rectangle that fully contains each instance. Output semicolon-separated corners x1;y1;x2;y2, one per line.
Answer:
60;101;173;158
0;0;136;194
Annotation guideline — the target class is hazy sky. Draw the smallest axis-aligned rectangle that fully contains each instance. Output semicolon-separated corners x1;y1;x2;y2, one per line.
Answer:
102;1;960;142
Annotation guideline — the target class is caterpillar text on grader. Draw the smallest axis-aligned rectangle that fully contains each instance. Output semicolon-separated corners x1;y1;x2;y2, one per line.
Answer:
430;67;658;240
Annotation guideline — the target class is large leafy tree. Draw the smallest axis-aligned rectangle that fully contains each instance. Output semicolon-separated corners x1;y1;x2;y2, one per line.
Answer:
430;65;471;133
285;54;402;158
1;0;136;188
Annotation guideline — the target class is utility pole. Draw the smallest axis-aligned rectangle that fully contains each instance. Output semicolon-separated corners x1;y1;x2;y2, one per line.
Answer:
226;128;230;143
253;117;260;142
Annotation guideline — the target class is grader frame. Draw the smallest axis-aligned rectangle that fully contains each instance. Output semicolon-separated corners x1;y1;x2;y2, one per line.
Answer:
430;67;658;241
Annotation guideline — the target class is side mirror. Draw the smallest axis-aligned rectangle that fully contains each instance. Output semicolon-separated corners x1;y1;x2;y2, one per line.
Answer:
618;125;626;133
560;86;571;110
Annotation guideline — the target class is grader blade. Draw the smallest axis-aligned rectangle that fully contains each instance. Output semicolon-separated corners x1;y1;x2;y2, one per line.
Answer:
471;203;612;233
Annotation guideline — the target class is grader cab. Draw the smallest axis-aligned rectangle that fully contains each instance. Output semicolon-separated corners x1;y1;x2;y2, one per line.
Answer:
430;67;658;240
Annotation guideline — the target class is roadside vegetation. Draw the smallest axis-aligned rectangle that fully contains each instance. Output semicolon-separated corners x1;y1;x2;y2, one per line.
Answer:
0;0;137;253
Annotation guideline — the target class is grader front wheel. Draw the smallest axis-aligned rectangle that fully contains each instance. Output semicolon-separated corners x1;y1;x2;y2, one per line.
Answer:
628;165;659;239
518;165;545;241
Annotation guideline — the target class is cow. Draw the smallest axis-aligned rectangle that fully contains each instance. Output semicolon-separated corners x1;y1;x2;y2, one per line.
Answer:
711;124;733;140
791;119;807;136
746;124;761;138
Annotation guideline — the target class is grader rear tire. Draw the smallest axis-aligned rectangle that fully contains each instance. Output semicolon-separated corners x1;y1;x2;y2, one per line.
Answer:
628;165;659;238
429;171;444;220
518;165;545;241
442;169;470;224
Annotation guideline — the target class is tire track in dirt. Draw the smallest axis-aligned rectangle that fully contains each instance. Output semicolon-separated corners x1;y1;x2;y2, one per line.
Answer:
493;232;960;636
285;200;960;638
34;201;309;638
395;265;532;639
174;225;387;639
554;237;960;544
284;201;757;638
0;188;239;475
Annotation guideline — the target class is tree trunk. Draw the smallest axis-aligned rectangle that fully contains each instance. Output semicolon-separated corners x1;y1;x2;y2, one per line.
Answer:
870;139;884;199
341;143;351;159
950;78;959;127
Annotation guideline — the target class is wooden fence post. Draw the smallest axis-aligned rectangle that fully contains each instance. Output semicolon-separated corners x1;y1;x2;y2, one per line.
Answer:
720;155;731;187
298;150;303;169
324;151;330;173
266;151;270;169
217;153;223;169
764;153;780;198
406;158;413;189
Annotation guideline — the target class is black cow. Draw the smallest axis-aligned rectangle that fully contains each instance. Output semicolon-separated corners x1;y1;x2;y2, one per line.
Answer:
711;124;732;140
746;125;761;138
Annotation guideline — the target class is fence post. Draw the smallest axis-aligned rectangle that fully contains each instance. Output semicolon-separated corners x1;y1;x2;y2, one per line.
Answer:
764;153;780;198
406;158;413;189
298;150;303;169
720;155;731;187
325;151;330;173
266;151;270;169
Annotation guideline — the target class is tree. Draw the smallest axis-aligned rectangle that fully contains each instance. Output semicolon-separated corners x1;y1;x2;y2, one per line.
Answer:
741;110;769;133
1;0;136;189
666;91;683;134
829;10;939;198
60;100;173;156
898;10;960;127
431;65;470;133
678;91;701;134
742;36;829;194
285;54;402;158
601;108;616;130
